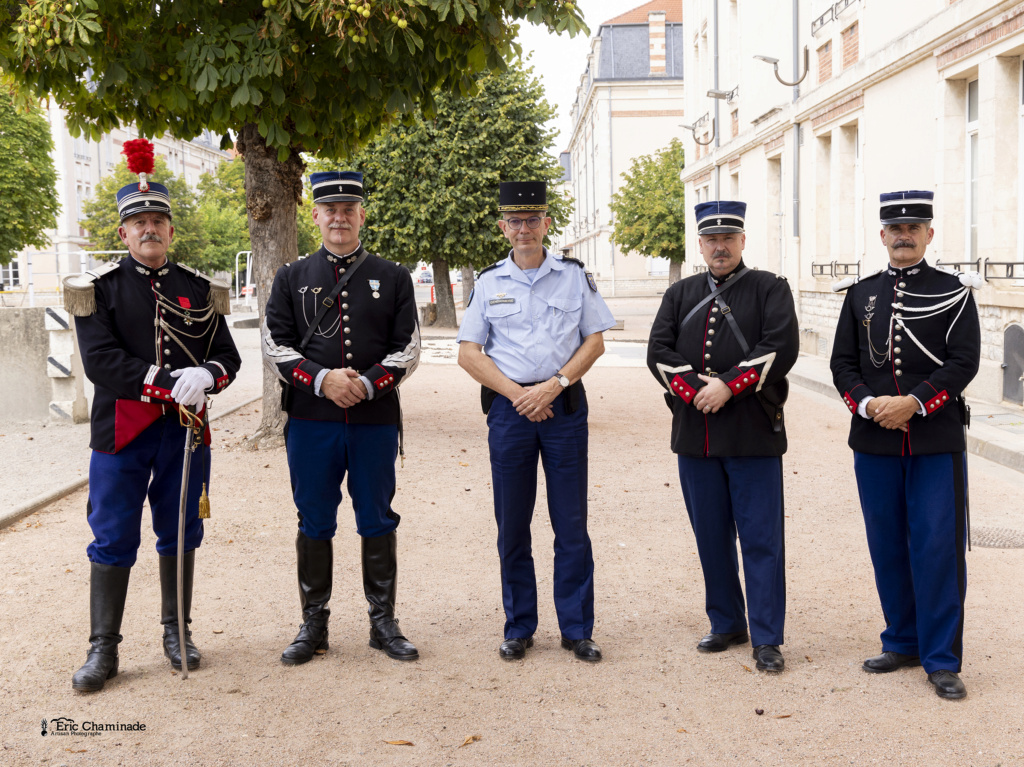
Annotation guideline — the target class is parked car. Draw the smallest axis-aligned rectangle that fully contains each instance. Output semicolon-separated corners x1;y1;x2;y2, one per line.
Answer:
416;272;433;284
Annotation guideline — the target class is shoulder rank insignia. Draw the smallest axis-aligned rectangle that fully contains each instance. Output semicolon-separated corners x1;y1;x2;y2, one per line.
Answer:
477;261;503;278
586;271;598;292
62;260;120;316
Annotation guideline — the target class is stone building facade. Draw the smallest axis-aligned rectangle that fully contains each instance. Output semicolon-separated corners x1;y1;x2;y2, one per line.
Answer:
681;0;1024;406
556;0;686;296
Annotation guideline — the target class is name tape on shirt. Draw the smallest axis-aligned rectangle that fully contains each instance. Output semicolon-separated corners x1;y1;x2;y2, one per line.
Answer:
489;298;516;305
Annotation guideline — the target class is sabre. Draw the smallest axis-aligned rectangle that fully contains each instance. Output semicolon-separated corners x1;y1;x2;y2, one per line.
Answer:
176;402;204;680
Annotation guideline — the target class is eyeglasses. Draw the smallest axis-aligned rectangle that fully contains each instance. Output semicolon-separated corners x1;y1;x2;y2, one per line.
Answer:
504;216;543;230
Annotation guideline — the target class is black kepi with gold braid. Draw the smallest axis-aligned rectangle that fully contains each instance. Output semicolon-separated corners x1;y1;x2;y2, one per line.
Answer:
498;181;548;212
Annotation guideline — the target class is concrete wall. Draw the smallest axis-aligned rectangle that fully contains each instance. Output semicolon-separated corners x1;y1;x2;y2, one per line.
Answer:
0;308;51;423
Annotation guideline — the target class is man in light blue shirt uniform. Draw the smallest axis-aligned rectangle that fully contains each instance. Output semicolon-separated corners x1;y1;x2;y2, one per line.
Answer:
457;180;615;662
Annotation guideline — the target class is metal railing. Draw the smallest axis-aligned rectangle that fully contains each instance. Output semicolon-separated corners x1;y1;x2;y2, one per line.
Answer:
983;260;1024;281
811;260;860;278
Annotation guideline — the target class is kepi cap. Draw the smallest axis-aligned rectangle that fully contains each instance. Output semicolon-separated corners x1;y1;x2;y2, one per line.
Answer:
116;182;172;222
498;181;548;212
880;190;933;224
311;171;364;203
696;200;746;234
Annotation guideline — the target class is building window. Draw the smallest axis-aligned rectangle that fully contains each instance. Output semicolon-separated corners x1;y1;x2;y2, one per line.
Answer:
818;41;832;84
731;109;739;138
1;261;20;288
841;22;859;69
967;78;979;259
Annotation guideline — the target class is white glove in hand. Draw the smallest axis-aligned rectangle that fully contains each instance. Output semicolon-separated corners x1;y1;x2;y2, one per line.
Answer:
170;367;214;408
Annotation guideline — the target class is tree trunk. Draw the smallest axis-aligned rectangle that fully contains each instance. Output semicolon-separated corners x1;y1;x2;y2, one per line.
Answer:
237;123;305;450
432;258;457;327
461;265;475;308
669;259;683;285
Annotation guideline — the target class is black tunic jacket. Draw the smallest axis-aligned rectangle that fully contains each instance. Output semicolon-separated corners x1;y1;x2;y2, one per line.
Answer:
262;245;420;424
830;259;980;455
647;261;799;457
74;256;241;454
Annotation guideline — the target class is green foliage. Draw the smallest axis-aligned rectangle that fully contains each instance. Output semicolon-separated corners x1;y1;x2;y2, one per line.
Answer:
314;60;567;271
0;96;59;264
610;139;686;264
197;156;249;272
1;0;588;164
82;156;207;268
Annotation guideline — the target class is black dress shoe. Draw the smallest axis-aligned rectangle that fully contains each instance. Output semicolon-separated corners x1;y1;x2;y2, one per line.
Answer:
753;644;785;672
697;631;749;653
499;637;533;660
561;637;602;662
862;651;921;674
928;670;967;700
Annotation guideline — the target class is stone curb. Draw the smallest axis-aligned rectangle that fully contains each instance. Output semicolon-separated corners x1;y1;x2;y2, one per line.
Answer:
0;395;263;530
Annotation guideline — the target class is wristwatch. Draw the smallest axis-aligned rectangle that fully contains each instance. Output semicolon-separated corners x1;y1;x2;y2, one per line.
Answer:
555;373;570;389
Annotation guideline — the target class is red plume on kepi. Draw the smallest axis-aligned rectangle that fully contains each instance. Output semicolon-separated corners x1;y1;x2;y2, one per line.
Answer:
122;138;155;191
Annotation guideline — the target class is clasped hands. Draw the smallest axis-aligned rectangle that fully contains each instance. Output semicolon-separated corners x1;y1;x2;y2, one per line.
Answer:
866;395;917;431
170;367;214;409
691;374;733;414
513;380;559;422
321;368;368;408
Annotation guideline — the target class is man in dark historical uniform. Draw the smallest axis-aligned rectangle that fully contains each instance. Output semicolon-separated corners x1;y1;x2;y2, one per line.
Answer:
263;170;421;664
830;191;980;700
64;140;240;692
457;181;615;662
647;200;799;672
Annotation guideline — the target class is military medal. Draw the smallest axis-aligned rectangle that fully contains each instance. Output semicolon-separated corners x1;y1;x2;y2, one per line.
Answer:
369;279;380;299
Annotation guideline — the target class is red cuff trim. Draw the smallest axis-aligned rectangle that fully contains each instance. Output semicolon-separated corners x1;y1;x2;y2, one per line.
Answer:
842;391;857;414
292;367;313;387
143;385;175;402
924;389;950;413
727;367;760;395
374;372;395;390
670;374;697;402
215;374;229;391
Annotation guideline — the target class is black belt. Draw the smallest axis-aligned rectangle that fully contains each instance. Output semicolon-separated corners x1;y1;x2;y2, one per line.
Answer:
481;380;584;415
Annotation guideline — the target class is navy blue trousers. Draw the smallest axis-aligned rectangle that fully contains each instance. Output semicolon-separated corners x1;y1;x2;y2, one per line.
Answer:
487;393;594;641
677;455;786;646
285;418;400;540
853;451;968;673
87;416;209;567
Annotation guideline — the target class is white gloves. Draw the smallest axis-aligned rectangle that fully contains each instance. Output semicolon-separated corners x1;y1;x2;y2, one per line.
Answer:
170;367;215;408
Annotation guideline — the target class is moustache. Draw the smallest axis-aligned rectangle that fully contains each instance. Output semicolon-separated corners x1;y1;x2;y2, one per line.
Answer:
893;241;914;248
713;250;730;259
140;233;163;243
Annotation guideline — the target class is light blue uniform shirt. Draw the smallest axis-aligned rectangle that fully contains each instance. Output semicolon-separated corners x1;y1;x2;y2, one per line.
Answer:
456;249;616;383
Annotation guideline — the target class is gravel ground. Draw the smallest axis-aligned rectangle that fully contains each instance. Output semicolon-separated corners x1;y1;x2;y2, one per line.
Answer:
2;363;1022;766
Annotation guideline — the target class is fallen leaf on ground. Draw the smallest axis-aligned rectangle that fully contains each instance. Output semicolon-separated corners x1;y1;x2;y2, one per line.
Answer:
677;728;688;733
65;749;87;753
459;462;469;467
805;655;812;662
741;664;752;672
458;735;482;748
755;708;764;715
384;740;414;746
213;629;224;634
774;714;792;719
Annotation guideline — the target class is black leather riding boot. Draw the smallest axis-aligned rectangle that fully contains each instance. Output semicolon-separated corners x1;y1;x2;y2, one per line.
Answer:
71;562;131;692
362;531;418;661
160;550;201;671
281;532;333;665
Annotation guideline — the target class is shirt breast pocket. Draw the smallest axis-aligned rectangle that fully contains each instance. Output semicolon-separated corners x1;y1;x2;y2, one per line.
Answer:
485;301;523;336
546;297;582;337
